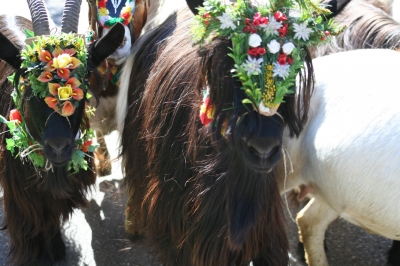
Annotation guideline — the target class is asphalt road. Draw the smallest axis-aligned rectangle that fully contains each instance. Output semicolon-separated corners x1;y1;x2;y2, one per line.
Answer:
0;0;395;265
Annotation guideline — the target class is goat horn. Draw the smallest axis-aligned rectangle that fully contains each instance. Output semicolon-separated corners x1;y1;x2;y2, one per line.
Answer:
26;0;50;36
61;0;82;33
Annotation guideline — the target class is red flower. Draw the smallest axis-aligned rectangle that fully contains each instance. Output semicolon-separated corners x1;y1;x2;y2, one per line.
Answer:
251;28;257;33
9;109;22;123
325;30;331;36
200;97;214;126
243;25;252;33
278;53;287;65
245;18;251;25
247;48;258;56
98;0;106;8
253;12;261;20
260;17;268;25
252;19;260;27
82;139;93;153
287;56;294;65
257;47;266;55
278;24;288;38
203;13;211;25
274;11;287;22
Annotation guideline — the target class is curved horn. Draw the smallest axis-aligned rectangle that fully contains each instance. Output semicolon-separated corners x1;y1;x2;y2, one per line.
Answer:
61;0;82;33
26;0;50;35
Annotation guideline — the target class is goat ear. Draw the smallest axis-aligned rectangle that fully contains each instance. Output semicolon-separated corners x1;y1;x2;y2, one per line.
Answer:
323;0;350;18
186;0;204;15
88;22;125;67
0;31;22;69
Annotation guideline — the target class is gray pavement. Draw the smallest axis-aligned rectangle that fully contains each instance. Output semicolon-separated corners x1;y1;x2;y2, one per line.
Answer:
0;0;395;265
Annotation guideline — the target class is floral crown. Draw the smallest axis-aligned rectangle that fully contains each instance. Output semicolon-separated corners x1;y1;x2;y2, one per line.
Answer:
97;0;136;28
0;32;98;173
193;0;342;124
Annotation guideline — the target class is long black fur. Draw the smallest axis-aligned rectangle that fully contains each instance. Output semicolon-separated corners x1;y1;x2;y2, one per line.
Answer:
0;17;124;265
122;6;314;265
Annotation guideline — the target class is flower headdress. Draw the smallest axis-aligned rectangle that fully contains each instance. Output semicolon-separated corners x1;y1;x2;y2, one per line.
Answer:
193;0;342;124
97;0;136;28
0;33;98;173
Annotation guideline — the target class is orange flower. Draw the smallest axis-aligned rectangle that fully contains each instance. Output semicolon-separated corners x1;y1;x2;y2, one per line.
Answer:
37;71;53;82
66;77;81;89
48;83;61;96
44;96;58;109
72;88;84;100
38;50;52;62
61;101;75;116
43;47;81;80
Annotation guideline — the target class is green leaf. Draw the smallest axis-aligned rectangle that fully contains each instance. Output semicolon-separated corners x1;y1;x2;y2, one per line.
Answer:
87;144;99;153
24;29;34;38
6;138;15;153
0;115;8;124
242;98;253;105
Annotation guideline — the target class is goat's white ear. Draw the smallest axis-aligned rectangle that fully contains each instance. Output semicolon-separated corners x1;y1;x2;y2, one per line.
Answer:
186;0;204;15
0;32;21;69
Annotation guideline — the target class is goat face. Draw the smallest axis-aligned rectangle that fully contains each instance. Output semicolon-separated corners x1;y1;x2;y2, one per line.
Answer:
23;87;86;166
234;111;284;172
201;38;289;173
0;14;125;169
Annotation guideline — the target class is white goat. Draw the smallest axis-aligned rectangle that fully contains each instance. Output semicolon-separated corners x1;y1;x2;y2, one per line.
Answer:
279;48;400;265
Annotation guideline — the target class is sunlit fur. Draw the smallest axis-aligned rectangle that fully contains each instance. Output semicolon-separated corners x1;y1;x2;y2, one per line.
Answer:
120;6;314;265
0;15;124;265
311;0;400;58
285;1;400;265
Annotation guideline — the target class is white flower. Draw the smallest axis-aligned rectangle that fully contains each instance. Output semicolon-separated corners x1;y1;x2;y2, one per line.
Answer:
217;12;236;30
260;15;282;36
273;62;290;79
258;101;270;114
282;42;295;54
267;40;280;54
293;21;313;41
242;55;263;76
248;33;262;47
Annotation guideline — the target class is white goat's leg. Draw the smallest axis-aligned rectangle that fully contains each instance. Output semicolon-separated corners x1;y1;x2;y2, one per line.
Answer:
296;197;338;266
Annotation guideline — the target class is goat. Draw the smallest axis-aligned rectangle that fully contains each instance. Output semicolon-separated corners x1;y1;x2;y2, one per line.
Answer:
116;0;339;265
280;48;400;266
0;0;125;264
279;1;400;265
84;0;148;176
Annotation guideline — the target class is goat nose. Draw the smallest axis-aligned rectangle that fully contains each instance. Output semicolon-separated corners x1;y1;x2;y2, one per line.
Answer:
45;138;72;153
247;138;280;159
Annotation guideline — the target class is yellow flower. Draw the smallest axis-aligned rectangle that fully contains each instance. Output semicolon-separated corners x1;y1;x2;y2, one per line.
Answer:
58;85;73;100
53;54;73;69
99;7;108;16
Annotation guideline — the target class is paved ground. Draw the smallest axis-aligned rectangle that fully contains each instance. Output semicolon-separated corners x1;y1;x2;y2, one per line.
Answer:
0;1;395;265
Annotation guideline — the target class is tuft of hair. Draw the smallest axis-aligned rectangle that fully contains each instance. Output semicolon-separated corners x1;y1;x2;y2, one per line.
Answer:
312;0;400;57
